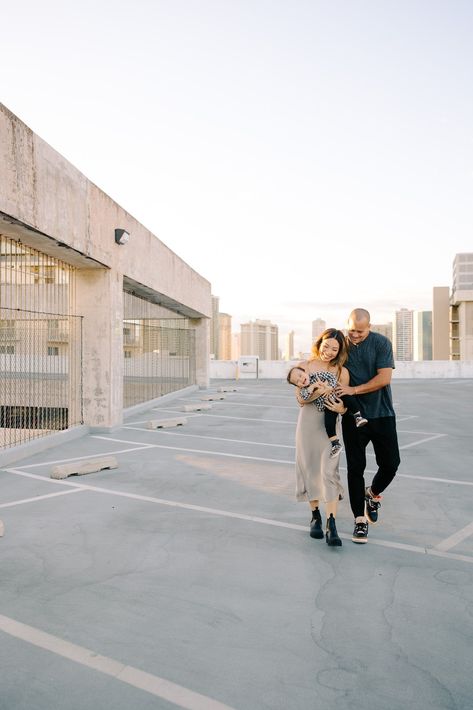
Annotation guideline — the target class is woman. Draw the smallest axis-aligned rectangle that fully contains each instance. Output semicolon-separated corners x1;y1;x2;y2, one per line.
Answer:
287;329;349;547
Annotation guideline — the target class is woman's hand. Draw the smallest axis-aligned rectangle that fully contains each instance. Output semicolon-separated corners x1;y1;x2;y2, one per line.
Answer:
315;382;333;397
296;382;326;405
324;394;347;414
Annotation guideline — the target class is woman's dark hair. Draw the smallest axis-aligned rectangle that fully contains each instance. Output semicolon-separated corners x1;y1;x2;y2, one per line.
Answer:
310;328;348;376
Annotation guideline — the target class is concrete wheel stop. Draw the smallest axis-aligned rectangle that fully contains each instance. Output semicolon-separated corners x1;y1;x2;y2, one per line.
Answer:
146;417;187;429
50;456;118;480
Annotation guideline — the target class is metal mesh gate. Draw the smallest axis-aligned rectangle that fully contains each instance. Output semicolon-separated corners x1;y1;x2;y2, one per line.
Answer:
0;235;83;449
123;292;196;408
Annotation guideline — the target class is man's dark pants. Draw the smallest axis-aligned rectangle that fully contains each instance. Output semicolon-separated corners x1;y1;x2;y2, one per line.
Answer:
341;415;401;518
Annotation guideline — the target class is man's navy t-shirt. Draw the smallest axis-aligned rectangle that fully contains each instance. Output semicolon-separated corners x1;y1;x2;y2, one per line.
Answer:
345;331;395;419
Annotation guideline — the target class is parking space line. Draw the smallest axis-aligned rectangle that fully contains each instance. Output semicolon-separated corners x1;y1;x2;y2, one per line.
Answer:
0;614;236;710
435;521;473;552
399;434;446;450
91;436;292;464
0;488;85;509
3;467;473;566
19;444;155;469
196;413;297;424
396;473;473;486
188;400;297;410
122;427;296;449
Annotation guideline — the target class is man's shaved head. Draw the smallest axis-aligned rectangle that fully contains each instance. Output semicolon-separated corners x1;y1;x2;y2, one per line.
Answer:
347;309;371;344
349;308;370;324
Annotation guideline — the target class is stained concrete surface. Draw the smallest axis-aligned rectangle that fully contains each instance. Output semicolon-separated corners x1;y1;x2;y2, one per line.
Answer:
0;378;472;710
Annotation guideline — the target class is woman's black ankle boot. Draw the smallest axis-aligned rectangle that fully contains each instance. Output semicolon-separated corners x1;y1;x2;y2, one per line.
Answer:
310;508;324;539
326;513;342;546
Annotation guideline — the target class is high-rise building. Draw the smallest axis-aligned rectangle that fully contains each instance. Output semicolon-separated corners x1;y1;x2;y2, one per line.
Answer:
371;323;393;340
240;319;279;360
451;253;473;360
312;318;326;342
218;312;232;360
432;286;450;360
284;330;295;360
413;311;432;361
392;308;413;361
210;295;219;359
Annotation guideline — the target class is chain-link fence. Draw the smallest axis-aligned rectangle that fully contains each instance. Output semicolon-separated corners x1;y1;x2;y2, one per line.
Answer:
123;292;196;408
0;234;82;449
0;307;83;449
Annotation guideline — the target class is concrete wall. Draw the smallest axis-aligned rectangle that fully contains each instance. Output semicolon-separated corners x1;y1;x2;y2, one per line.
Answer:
0;103;212;428
210;360;473;380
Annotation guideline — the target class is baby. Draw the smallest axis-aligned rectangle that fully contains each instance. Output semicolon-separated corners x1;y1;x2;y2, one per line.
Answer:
288;367;367;457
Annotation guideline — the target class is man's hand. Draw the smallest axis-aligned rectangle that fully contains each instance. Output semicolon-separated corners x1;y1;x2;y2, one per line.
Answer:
335;383;356;397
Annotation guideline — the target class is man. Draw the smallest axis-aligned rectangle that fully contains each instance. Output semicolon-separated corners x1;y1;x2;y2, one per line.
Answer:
336;308;400;544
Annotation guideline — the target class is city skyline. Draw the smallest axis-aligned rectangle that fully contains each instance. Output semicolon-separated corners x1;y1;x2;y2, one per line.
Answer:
1;1;472;357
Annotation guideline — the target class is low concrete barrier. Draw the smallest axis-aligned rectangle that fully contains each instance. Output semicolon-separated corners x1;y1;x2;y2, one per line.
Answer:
182;403;212;412
146;417;187;429
51;456;118;480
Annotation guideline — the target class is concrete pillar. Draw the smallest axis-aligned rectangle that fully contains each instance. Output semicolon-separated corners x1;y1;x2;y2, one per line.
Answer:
76;269;123;428
190;317;210;388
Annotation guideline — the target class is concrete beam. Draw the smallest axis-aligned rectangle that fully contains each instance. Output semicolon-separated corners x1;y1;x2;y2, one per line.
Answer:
200;394;225;401
50;456;118;479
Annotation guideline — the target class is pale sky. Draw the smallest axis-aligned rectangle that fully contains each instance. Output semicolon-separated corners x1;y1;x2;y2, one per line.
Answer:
1;0;472;352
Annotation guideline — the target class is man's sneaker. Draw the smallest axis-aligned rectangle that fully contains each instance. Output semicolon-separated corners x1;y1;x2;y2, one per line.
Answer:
354;414;368;428
365;488;382;524
330;441;343;458
352;521;368;543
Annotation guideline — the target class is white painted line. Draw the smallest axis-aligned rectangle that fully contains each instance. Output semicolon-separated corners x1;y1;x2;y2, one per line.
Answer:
3;468;473;566
0;614;236;710
0;488;85;509
435;521;473;552
396;415;419;422
399;434;446;450
396;473;473;486
85;436;471;487
198;413;297;424
397;429;445;435
188;400;298;410
4;469;105;488
122;427;296;449
19;445;154;469
91;437;292;465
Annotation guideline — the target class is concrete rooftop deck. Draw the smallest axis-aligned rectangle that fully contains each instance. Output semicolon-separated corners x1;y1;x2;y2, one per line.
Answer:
0;378;472;710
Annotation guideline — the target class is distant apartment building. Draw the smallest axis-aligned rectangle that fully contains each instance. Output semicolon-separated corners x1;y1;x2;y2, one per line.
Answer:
312;318;326;342
392;308;413;361
210;295;219;359
413;311;432;361
371;323;393;340
451;253;473;360
218;312;232;360
284;330;295;360
240;319;279;360
432;286;450;360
